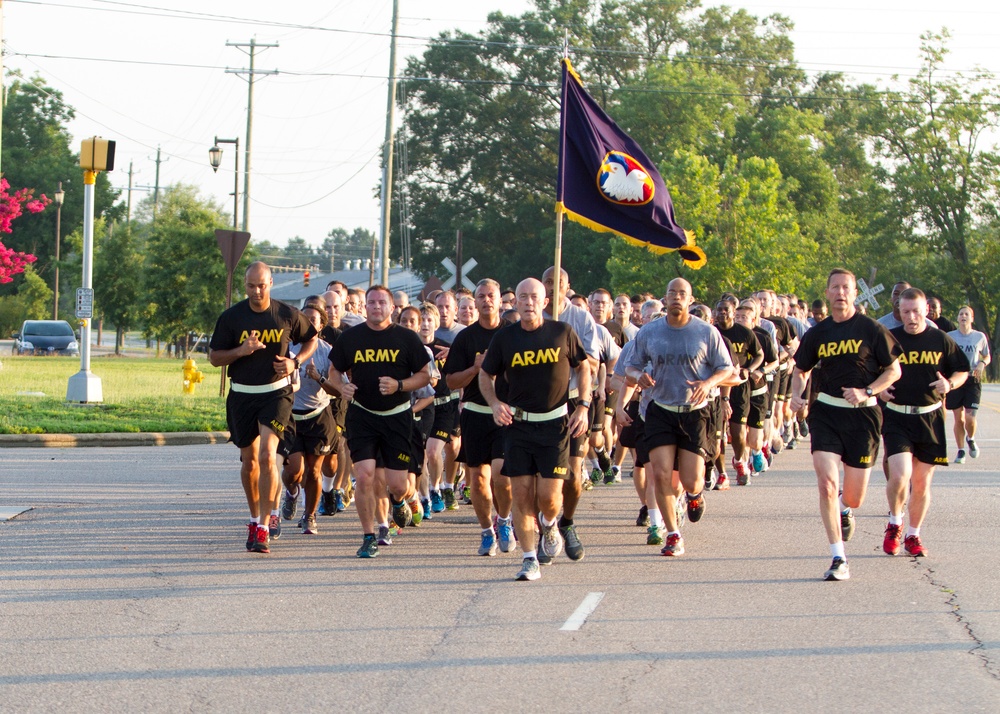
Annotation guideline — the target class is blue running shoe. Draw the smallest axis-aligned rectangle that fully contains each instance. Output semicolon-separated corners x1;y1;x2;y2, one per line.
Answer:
751;450;765;473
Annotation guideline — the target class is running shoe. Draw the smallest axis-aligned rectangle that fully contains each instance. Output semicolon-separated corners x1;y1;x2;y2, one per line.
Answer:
269;514;282;540
660;533;685;556
245;522;256;551
646;524;664;546
715;473;730;491
377;524;393;546
590;467;603;484
443;488;458;511
787;437;797;450
883;523;902;555
824;557;849;580
733;458;750;486
904;535;928;557
302;515;319;535
762;444;773;469
497;517;515;553
840;508;855;542
540;520;564;559
704;466;717;492
318;489;336;516
771;436;783;455
686;492;706;523
421;498;433;521
955;449;966;464
250;524;270;554
581;476;594;491
751;450;765;474
675;493;687;528
357;534;379;558
462;484;472;504
798;418;809;437
391;499;412;529
478;529;498;557
968;439;980;459
408;498;423;526
516;557;540;581
281;488;299;521
334;489;346;513
560;524;584;561
430;490;445;513
611;465;622;482
636;505;650;527
604;468;616;485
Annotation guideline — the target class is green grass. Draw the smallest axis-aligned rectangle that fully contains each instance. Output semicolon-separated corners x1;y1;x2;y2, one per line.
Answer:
0;356;228;434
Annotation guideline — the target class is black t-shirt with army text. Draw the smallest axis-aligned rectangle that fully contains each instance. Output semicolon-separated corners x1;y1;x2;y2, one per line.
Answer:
480;320;586;413
443;321;506;406
889;326;970;407
210;299;317;386
751;326;779;389
717;322;762;370
331;322;431;412
794;313;902;396
431;337;453;399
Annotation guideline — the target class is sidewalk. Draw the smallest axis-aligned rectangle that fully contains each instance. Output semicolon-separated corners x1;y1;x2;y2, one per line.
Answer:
0;431;230;448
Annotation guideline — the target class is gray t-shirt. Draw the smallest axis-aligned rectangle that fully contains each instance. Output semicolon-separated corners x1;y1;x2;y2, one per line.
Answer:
292;339;332;412
877;313;902;330
623;322;639;341
626;316;734;417
546;300;601;392
948;329;991;372
435;322;465;345
340;312;365;328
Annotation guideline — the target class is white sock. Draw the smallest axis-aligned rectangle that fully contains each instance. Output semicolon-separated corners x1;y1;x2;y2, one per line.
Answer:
442;484;453;492
839;496;850;513
483;527;495;536
539;512;556;528
649;508;665;528
523;549;537;560
667;531;681;538
322;476;335;491
830;541;846;559
906;526;921;538
378;521;389;529
250;517;259;525
888;512;904;526
270;509;279;517
498;513;511;522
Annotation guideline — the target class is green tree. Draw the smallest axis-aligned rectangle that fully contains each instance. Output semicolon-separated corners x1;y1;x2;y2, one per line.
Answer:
94;221;143;354
0;264;54;336
0;73;121;297
859;31;1000;354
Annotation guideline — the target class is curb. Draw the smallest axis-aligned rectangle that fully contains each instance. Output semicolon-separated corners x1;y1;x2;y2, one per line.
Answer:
0;431;231;448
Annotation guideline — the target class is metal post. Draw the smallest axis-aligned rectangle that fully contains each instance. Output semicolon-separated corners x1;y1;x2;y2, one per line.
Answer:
379;0;400;287
53;182;62;319
242;39;254;233
66;170;103;403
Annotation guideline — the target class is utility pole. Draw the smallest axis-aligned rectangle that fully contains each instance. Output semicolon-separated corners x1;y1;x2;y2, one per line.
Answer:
378;0;400;287
226;38;278;234
0;1;5;176
151;146;167;220
126;161;134;229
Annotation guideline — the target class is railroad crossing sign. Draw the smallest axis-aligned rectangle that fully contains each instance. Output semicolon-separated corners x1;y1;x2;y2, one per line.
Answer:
441;257;477;291
855;278;885;310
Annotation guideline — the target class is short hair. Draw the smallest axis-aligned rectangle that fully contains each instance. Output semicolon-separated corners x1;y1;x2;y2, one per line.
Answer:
435;290;457;306
365;284;392;300
476;278;501;293
327;280;347;292
689;304;711;321
501;308;520;324
419;303;441;328
455;286;473;298
899;287;926;302
641;299;663;317
301;300;329;327
827;268;856;287
398;305;421;323
590;288;612;301
811;299;826;310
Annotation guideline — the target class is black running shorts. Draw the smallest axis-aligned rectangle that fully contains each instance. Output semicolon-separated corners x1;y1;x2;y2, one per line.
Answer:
345;404;414;471
284;407;337;457
882;407;948;466
460;407;505;467
945;378;981;412
503;417;570;479
227;387;294;449
807;400;882;469
568;396;588;458
430;398;460;441
729;382;750;425
589;395;607;433
642;402;710;458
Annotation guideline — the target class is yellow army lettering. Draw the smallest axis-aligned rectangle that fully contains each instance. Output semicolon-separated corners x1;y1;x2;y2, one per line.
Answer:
269;419;285;434
239;328;285;344
731;342;745;354
353;348;401;363
510;347;560;367
898;350;943;365
934;457;949;465
397;453;411;464
816;339;862;358
553;466;568;475
859;455;872;464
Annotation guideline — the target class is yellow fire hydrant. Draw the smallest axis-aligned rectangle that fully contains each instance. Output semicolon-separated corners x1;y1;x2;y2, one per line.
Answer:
182;358;204;394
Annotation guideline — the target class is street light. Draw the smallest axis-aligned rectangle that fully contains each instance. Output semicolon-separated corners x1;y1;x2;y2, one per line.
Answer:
209;137;239;231
52;181;65;320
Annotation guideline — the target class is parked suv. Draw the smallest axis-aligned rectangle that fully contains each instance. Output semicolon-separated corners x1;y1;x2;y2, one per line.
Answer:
13;320;80;356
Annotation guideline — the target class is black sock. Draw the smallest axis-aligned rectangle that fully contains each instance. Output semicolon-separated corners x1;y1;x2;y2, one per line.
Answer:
558;516;573;529
595;447;611;471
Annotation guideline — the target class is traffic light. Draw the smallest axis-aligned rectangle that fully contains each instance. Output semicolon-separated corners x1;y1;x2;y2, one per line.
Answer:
303;270;310;287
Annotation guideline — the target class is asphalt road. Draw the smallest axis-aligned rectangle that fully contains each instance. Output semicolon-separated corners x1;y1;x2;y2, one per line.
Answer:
2;404;999;711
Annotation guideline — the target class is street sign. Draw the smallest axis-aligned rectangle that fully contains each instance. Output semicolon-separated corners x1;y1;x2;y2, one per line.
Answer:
75;288;94;319
855;278;885;310
441;257;478;291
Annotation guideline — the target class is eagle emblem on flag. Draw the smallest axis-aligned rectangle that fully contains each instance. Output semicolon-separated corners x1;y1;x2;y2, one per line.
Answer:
598;152;654;206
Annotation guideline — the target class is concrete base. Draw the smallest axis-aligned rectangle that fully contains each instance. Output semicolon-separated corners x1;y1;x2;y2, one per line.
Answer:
66;370;104;403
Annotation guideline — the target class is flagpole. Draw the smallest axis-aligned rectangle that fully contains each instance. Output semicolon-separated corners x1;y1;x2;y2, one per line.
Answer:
553;36;570;321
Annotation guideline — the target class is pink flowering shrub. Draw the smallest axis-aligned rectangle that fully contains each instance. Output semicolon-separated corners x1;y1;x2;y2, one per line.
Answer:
0;178;50;284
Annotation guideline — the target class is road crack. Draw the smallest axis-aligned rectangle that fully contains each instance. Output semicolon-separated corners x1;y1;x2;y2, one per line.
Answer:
921;565;1000;681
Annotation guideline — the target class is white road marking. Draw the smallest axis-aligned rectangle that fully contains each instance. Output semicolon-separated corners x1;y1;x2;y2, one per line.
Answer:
560;592;605;631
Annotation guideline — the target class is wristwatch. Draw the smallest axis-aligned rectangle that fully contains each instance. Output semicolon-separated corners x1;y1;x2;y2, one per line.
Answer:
865;387;874;397
578;400;591;409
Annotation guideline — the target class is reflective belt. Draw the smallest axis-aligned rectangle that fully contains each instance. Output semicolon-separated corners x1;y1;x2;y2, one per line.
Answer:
463;402;493;415
511;404;568;423
434;394;458;406
816;392;877;409
568;388;580;400
350;401;411;417
292;404;328;421
884;401;942;415
230;376;291;394
654;400;709;414
778;362;790;372
750;385;769;397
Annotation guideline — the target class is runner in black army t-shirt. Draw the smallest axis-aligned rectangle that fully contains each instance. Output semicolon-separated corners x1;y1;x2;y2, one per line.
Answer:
715;300;763;485
209;262;318;554
443;278;515;557
479;278;591;582
791;269;902;581
880;288;969;558
331;285;431;559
